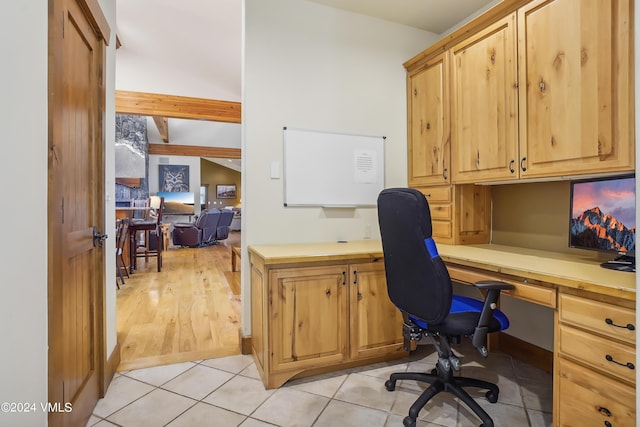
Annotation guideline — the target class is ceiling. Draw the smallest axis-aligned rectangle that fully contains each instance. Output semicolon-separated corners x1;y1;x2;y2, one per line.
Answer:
308;0;498;34
116;0;498;172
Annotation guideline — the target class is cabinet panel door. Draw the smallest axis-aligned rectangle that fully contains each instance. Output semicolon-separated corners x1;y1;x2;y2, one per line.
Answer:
408;52;450;186
349;262;404;359
518;0;634;177
270;266;348;372
451;13;519;183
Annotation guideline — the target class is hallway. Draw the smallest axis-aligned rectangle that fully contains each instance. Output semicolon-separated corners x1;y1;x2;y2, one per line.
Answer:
116;232;242;371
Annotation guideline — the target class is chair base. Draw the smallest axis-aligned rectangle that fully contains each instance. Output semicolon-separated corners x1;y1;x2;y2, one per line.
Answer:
385;366;498;427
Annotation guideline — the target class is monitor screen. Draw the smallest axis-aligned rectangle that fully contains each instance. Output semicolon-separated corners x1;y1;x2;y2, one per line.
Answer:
157;191;195;205
569;175;635;255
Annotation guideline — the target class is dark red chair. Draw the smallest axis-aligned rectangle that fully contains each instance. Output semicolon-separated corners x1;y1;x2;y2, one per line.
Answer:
130;196;164;272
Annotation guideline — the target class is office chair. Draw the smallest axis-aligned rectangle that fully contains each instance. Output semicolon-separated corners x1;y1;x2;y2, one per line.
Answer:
377;188;514;427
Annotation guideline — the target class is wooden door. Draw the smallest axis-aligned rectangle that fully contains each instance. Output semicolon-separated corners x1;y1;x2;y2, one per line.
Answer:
349;262;404;360
407;52;450;186
269;266;348;373
48;0;109;426
518;0;634;178
451;13;519;183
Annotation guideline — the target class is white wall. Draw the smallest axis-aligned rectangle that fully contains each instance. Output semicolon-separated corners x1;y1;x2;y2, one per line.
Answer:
0;2;48;426
102;0;118;362
242;0;438;335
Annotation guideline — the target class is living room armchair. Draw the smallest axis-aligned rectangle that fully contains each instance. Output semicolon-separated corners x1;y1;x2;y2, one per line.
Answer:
172;209;221;247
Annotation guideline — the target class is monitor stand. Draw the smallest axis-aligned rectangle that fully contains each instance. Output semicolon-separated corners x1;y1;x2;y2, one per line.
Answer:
600;254;635;272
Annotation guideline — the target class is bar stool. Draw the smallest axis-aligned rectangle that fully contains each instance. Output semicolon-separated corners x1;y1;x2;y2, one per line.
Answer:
129;196;164;273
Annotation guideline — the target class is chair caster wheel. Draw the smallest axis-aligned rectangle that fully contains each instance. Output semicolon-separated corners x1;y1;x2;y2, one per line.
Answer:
430;368;437;375
403;416;416;427
384;379;396;391
485;390;499;403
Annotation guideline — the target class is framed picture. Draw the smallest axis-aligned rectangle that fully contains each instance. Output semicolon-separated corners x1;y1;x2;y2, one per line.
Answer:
159;165;190;192
216;184;237;199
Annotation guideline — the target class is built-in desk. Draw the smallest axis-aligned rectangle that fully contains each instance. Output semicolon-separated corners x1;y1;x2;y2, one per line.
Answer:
249;240;636;425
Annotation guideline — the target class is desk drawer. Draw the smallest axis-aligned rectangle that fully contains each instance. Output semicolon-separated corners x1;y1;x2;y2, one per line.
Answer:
558;358;635;427
559;325;635;384
559;294;636;345
429;204;451;220
447;266;556;308
432;220;452;239
418;186;451;202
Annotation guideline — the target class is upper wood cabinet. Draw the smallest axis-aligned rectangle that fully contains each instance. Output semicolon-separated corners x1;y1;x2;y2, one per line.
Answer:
407;52;450;186
518;0;634;178
451;13;519;183
407;0;634;185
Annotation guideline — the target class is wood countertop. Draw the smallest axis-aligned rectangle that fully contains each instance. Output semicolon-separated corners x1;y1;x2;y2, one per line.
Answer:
248;241;636;301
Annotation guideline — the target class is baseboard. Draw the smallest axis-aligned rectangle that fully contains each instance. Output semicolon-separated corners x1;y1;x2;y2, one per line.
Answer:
497;332;553;374
103;343;121;396
240;330;252;355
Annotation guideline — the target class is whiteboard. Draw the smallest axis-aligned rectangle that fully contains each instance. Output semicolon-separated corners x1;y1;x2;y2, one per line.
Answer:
283;127;385;207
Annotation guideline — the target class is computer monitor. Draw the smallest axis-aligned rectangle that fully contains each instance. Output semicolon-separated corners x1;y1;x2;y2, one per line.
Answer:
569;174;635;272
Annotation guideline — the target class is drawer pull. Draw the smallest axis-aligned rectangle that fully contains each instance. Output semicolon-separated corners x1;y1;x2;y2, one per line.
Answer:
342;271;346;285
604;421;612;427
605;317;635;331
598;406;612;417
605;354;635;370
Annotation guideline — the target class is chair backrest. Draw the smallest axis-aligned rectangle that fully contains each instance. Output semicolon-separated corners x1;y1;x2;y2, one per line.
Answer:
131;199;149;220
218;210;234;227
116;218;129;254
200;209;222;242
377;188;452;325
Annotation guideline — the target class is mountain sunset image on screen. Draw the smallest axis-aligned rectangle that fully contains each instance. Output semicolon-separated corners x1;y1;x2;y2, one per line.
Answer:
569;175;636;254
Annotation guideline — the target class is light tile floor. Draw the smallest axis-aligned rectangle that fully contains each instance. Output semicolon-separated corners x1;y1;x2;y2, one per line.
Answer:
87;340;552;427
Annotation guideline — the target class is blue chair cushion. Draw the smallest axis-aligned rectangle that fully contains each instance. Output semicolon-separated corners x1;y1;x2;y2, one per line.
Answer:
409;295;509;336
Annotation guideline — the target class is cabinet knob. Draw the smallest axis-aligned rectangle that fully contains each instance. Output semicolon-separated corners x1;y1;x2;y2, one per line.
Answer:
605;354;635;370
605;317;635;330
520;157;527;172
598;406;612;417
426;122;431;130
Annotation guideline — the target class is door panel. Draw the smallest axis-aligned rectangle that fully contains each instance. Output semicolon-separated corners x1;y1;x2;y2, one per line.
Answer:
49;0;107;425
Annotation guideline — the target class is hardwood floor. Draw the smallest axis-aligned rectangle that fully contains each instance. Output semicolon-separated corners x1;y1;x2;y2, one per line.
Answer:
116;232;242;371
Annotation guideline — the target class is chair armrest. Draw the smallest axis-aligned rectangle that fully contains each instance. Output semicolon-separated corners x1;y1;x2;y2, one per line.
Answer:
473;280;515;291
471;280;514;356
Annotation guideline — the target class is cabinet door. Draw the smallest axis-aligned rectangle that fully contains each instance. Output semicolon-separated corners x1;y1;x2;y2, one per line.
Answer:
451;13;519;183
408;52;450;186
349;262;404;359
518;0;634;177
269;265;348;372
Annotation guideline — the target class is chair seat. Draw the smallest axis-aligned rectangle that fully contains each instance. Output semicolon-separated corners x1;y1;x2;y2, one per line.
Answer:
409;295;509;336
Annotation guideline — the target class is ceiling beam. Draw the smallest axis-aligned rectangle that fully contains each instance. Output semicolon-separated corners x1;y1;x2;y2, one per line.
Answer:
149;144;241;159
152;116;169;142
115;90;242;123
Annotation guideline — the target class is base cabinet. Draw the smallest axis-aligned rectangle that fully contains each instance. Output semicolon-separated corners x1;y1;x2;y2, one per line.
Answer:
250;251;405;388
555;293;636;426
